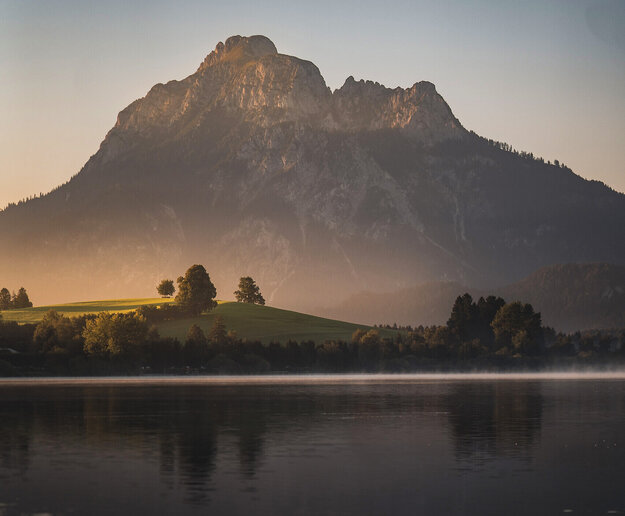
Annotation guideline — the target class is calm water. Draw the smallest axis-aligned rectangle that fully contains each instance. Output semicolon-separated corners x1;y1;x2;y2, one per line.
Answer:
1;375;624;515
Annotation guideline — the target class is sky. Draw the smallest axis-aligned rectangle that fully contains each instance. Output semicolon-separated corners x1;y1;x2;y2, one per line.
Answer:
1;0;624;209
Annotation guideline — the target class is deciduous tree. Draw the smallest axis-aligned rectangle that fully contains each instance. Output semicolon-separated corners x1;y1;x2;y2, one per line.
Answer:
234;277;265;305
83;313;149;357
175;265;217;315
157;279;175;298
491;302;542;354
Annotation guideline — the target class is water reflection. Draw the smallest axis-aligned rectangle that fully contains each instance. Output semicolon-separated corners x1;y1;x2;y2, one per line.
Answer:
446;383;542;464
0;382;544;492
0;398;32;476
0;379;623;516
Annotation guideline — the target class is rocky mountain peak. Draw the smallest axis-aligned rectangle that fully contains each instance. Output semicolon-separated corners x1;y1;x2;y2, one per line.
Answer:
332;76;464;141
198;35;278;70
1;35;624;311
109;35;463;144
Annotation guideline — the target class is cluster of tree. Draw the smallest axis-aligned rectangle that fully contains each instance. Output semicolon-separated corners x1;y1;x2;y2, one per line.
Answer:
469;130;569;169
1;310;151;358
445;294;543;356
154;268;265;320
153;265;217;317
0;313;36;352
374;323;416;332
1;294;624;377
0;287;33;310
135;303;189;323
2;192;47;211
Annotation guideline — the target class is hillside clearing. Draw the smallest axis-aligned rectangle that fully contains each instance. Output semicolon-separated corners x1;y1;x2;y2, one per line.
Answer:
0;298;396;343
0;298;172;325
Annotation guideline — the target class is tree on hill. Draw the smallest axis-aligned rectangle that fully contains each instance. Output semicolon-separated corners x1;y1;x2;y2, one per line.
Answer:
209;315;227;345
186;324;207;347
13;288;33;309
175;265;217;315
234;276;265;305
157;279;175;298
0;288;10;310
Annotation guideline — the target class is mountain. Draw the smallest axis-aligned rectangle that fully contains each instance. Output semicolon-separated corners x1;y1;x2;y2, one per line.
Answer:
499;263;625;332
325;263;625;332
321;281;466;328
1;35;625;310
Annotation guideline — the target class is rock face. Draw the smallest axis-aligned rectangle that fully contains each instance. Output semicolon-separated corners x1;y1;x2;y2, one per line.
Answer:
1;35;624;309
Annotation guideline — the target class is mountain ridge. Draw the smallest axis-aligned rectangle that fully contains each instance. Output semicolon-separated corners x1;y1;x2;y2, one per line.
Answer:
323;263;625;332
1;35;624;311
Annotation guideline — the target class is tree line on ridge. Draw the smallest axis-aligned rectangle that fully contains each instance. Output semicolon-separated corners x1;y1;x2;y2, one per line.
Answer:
0;264;623;376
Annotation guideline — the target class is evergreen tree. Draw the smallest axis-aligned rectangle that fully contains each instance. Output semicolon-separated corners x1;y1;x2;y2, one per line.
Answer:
477;296;506;325
0;288;10;310
208;315;227;345
184;324;208;364
476;295;506;347
186;324;207;347
14;287;33;308
447;293;479;341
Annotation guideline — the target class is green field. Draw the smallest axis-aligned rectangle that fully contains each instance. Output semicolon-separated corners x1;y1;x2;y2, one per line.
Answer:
0;298;172;325
0;298;393;343
156;302;398;343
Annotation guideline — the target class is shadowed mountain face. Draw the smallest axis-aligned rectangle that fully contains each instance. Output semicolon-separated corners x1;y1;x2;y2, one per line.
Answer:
1;35;624;308
325;263;625;332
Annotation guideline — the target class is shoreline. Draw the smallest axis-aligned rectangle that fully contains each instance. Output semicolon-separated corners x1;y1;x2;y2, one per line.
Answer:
2;370;625;386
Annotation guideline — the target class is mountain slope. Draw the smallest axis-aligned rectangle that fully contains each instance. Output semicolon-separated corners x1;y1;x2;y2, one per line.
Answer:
1;35;624;310
499;263;625;332
325;263;625;332
0;297;394;344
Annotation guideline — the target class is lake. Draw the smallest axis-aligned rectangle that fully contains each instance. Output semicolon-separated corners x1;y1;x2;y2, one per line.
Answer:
1;374;624;515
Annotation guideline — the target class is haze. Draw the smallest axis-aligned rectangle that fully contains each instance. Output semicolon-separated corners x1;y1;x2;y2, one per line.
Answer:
1;0;625;209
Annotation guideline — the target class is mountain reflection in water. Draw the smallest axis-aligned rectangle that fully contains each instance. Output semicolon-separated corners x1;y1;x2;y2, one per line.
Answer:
0;377;623;515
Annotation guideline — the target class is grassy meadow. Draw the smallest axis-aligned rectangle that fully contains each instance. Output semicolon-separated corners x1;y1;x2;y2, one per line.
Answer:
1;298;396;344
0;298;171;325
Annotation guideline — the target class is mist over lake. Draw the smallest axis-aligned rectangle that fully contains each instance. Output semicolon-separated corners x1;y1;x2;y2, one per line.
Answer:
1;374;624;515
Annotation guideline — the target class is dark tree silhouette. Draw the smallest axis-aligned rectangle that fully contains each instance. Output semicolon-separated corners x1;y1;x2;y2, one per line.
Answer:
175;265;217;315
0;288;10;310
209;315;227;345
491;302;543;354
447;293;479;340
13;288;33;309
157;279;175;298
185;324;208;364
234;277;265;305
